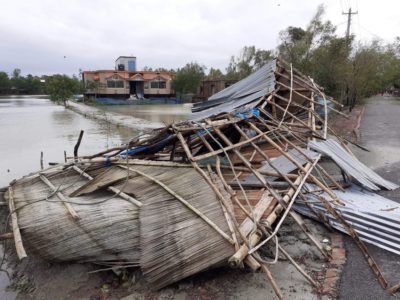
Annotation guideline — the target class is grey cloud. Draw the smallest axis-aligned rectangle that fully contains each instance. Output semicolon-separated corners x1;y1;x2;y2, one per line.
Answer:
0;0;398;75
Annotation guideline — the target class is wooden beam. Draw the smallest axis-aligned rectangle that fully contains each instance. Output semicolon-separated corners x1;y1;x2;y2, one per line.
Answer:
8;187;27;260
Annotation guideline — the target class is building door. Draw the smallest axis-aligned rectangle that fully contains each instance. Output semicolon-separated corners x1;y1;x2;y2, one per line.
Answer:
129;81;136;95
129;81;144;99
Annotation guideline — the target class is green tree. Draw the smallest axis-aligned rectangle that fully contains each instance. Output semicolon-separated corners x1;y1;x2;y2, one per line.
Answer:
12;68;21;79
278;5;337;74
226;46;274;80
206;68;224;80
10;68;24;92
277;5;350;100
0;72;10;94
21;74;43;94
172;62;206;95
46;74;80;107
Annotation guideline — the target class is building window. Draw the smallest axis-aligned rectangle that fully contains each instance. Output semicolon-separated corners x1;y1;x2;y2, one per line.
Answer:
150;77;167;89
107;80;124;88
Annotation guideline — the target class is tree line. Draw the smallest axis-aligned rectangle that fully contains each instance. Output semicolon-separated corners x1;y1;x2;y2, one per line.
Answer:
172;5;400;107
0;69;82;106
0;69;81;95
0;69;45;94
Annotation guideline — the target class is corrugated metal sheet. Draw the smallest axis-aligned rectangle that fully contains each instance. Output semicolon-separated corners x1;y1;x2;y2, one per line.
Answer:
309;139;399;190
258;149;319;174
241;148;319;185
294;184;400;255
190;60;277;120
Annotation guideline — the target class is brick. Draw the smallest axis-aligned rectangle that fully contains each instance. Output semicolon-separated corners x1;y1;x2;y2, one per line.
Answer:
322;286;333;295
332;247;346;259
325;275;339;288
325;269;338;278
332;257;346;265
330;234;343;247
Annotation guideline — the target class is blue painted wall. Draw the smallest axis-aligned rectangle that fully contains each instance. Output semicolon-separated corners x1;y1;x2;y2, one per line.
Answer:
128;60;136;71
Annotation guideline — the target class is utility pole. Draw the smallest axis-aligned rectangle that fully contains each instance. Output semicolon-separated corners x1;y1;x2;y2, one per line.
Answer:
343;7;358;42
342;7;358;109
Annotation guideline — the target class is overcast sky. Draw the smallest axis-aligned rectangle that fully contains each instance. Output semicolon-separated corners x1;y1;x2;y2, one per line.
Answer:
1;0;399;76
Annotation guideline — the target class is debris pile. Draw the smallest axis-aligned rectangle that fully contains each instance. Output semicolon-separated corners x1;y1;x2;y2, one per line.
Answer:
4;59;399;297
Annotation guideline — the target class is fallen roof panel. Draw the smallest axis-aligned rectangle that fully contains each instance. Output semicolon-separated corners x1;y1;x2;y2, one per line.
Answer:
309;139;399;190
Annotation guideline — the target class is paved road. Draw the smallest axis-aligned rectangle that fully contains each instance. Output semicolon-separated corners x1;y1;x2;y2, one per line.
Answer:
339;95;400;300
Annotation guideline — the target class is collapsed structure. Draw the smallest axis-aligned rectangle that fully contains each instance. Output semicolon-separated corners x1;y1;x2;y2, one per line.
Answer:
4;59;400;298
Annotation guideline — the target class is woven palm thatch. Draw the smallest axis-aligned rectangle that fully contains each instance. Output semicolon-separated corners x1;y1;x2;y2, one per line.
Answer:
10;164;140;264
112;165;235;289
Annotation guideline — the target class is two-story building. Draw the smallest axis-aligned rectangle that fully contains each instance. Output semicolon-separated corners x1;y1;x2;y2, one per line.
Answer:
82;56;174;100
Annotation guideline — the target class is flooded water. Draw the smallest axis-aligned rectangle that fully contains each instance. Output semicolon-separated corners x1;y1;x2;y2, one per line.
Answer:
97;103;191;124
0;96;138;188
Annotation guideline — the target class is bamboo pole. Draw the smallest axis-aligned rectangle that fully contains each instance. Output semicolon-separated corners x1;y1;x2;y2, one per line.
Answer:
213;161;262;271
119;165;234;245
183;160;261;274
246;121;343;203
289;211;330;260
263;97;325;139
252;254;284;300
317;194;388;289
255;114;344;191
230;161;317;265
273;92;331;126
8;187;27;260
195;120;328;275
250;159;319;254
211;126;303;231
231;123;330;259
74;130;84;161
278;63;294;127
39;174;79;219
40;151;44;170
212;128;267;185
0;232;13;240
276;81;348;118
206;164;239;250
256;107;344;191
192;130;274;162
388;282;400;294
208;126;306;252
175;132;258;260
71;165;142;207
275;242;318;287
